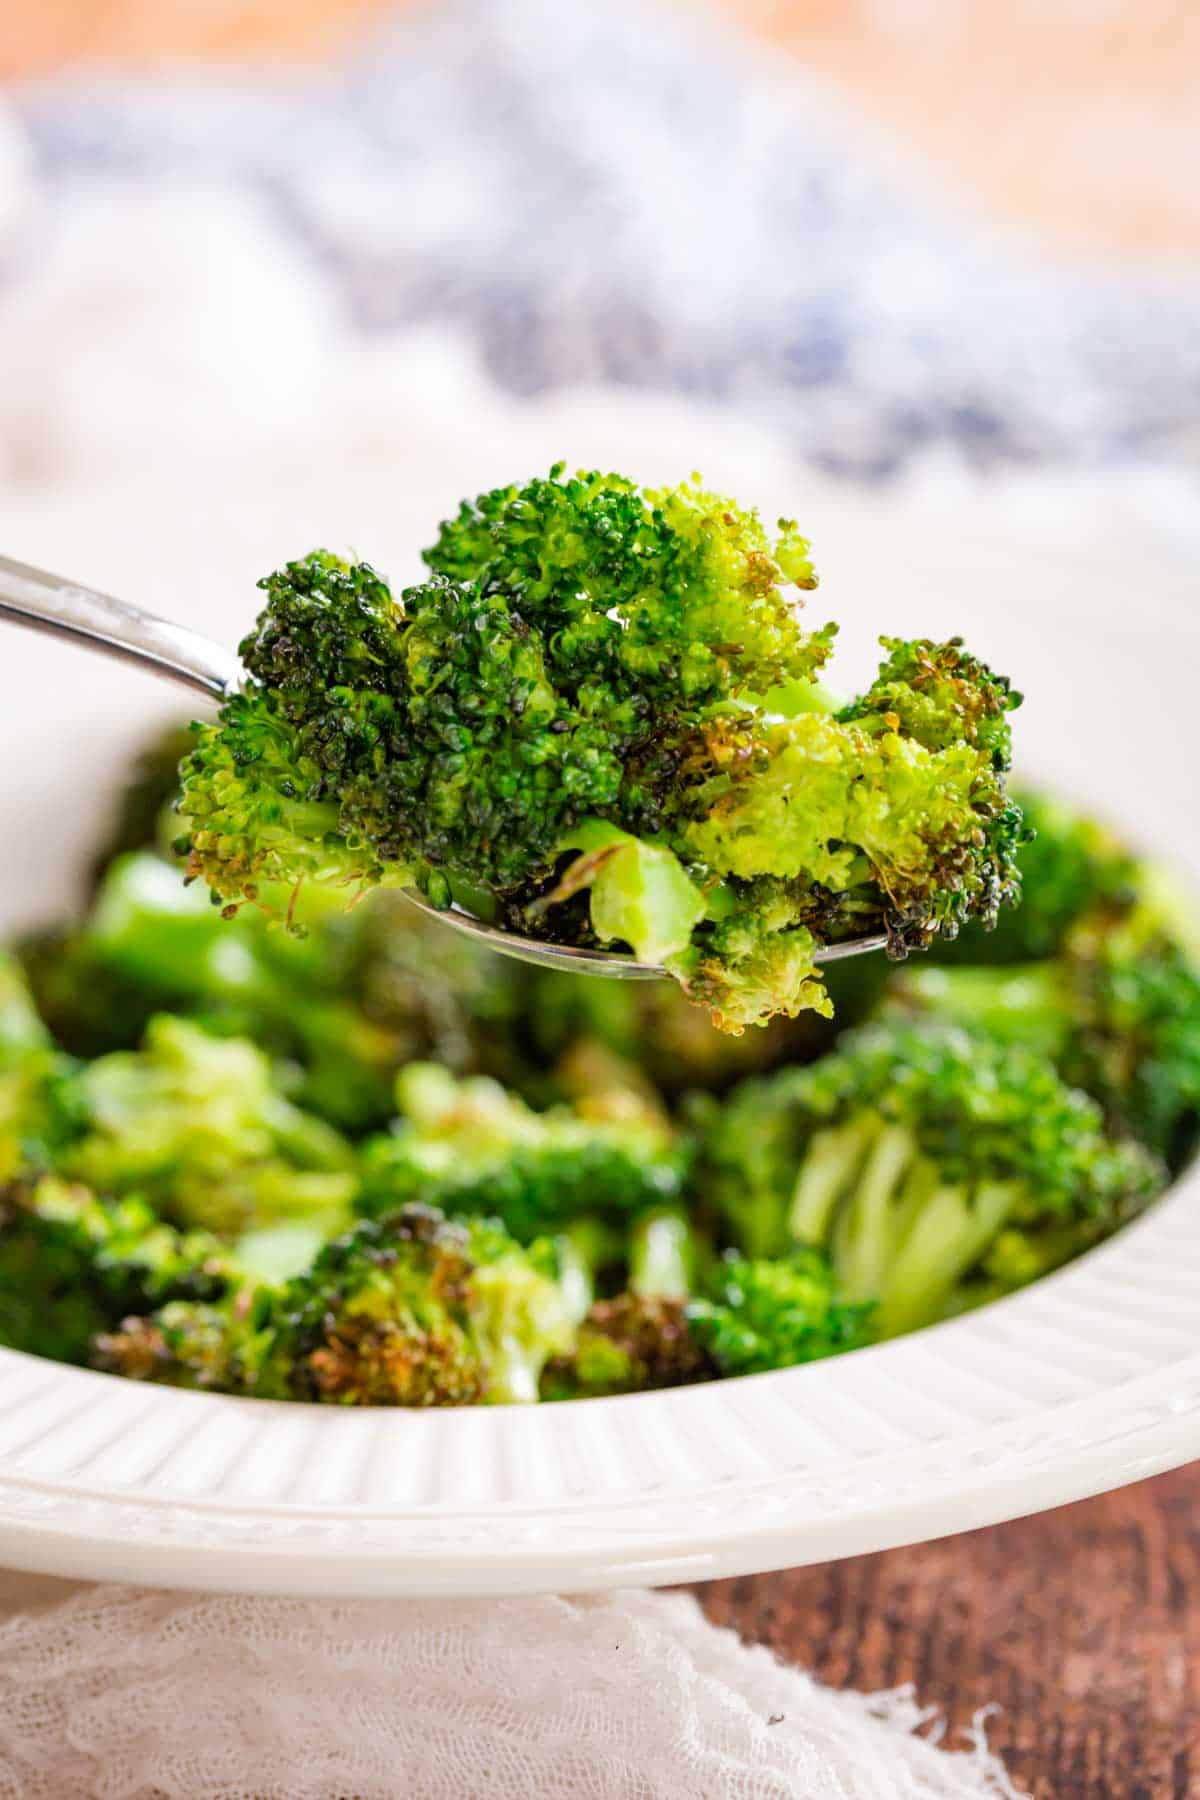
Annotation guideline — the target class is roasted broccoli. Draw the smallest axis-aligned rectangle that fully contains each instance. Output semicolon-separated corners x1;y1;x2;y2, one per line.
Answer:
542;1245;872;1398
892;872;1200;1169
100;1203;573;1405
698;1021;1161;1335
356;1063;689;1247
0;1175;229;1363
177;469;1023;1031
62;1015;356;1237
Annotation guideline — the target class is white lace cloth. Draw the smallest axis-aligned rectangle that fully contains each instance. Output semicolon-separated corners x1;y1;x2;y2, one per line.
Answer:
0;1578;1024;1798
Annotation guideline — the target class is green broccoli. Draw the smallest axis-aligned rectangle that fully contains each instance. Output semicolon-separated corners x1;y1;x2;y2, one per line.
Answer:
0;1175;229;1363
177;469;1023;1032
542;1246;872;1398
892;874;1200;1169
355;1063;690;1247
0;953;82;1183
100;1204;573;1406
698;1021;1162;1336
62;1015;356;1238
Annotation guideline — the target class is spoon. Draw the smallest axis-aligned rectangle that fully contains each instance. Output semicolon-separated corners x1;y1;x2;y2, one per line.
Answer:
0;551;887;978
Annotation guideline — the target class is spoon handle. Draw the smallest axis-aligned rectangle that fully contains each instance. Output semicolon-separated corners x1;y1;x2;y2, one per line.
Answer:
0;553;240;701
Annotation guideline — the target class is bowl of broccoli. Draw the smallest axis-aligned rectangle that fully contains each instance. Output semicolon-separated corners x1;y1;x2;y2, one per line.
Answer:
0;468;1197;1598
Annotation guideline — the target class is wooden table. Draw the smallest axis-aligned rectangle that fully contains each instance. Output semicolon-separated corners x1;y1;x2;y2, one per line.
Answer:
692;1465;1200;1798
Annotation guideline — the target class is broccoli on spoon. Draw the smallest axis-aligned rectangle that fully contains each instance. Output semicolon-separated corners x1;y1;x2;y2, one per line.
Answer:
176;466;1026;1031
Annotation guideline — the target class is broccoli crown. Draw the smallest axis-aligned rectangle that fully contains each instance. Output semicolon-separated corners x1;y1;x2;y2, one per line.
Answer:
0;1176;229;1364
257;1203;571;1405
839;636;1019;764
356;1064;688;1243
62;1015;355;1237
687;1248;875;1375
180;475;829;912
701;1021;1161;1335
425;467;828;705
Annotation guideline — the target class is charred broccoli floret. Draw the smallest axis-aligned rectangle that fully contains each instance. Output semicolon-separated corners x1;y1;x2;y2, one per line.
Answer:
177;469;1023;1032
62;1015;355;1238
0;1176;229;1363
699;1021;1161;1336
93;1297;249;1390
103;1204;573;1405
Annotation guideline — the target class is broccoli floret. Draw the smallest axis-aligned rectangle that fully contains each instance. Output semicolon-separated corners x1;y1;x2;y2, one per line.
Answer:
61;1015;356;1238
542;1246;870;1398
356;1063;689;1245
176;471;1023;1034
93;1298;252;1391
541;1293;714;1399
0;1176;229;1363
687;1249;875;1375
112;1203;573;1405
95;1206;569;1405
424;468;828;706
699;1021;1162;1337
892;869;1200;1170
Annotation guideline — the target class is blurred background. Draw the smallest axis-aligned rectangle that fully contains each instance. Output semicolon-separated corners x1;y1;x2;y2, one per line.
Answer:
0;0;1197;921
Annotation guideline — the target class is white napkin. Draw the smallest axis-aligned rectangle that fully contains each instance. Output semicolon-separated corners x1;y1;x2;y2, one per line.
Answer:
0;1580;1024;1799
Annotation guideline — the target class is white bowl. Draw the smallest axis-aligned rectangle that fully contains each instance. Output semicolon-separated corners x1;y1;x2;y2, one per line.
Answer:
2;483;1197;1596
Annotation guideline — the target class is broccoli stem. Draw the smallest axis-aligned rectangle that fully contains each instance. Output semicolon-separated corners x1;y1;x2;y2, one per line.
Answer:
629;1207;694;1299
875;1178;1020;1337
830;1122;916;1304
487;1335;545;1405
554;1217;621;1325
788;1115;880;1246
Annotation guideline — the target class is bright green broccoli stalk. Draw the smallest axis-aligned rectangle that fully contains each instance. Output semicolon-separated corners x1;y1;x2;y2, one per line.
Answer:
699;1022;1162;1337
0;1176;230;1364
542;1246;871;1398
175;469;1023;1033
61;1015;356;1238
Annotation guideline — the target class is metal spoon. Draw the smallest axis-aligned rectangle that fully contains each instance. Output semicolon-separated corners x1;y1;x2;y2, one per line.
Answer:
0;551;887;979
